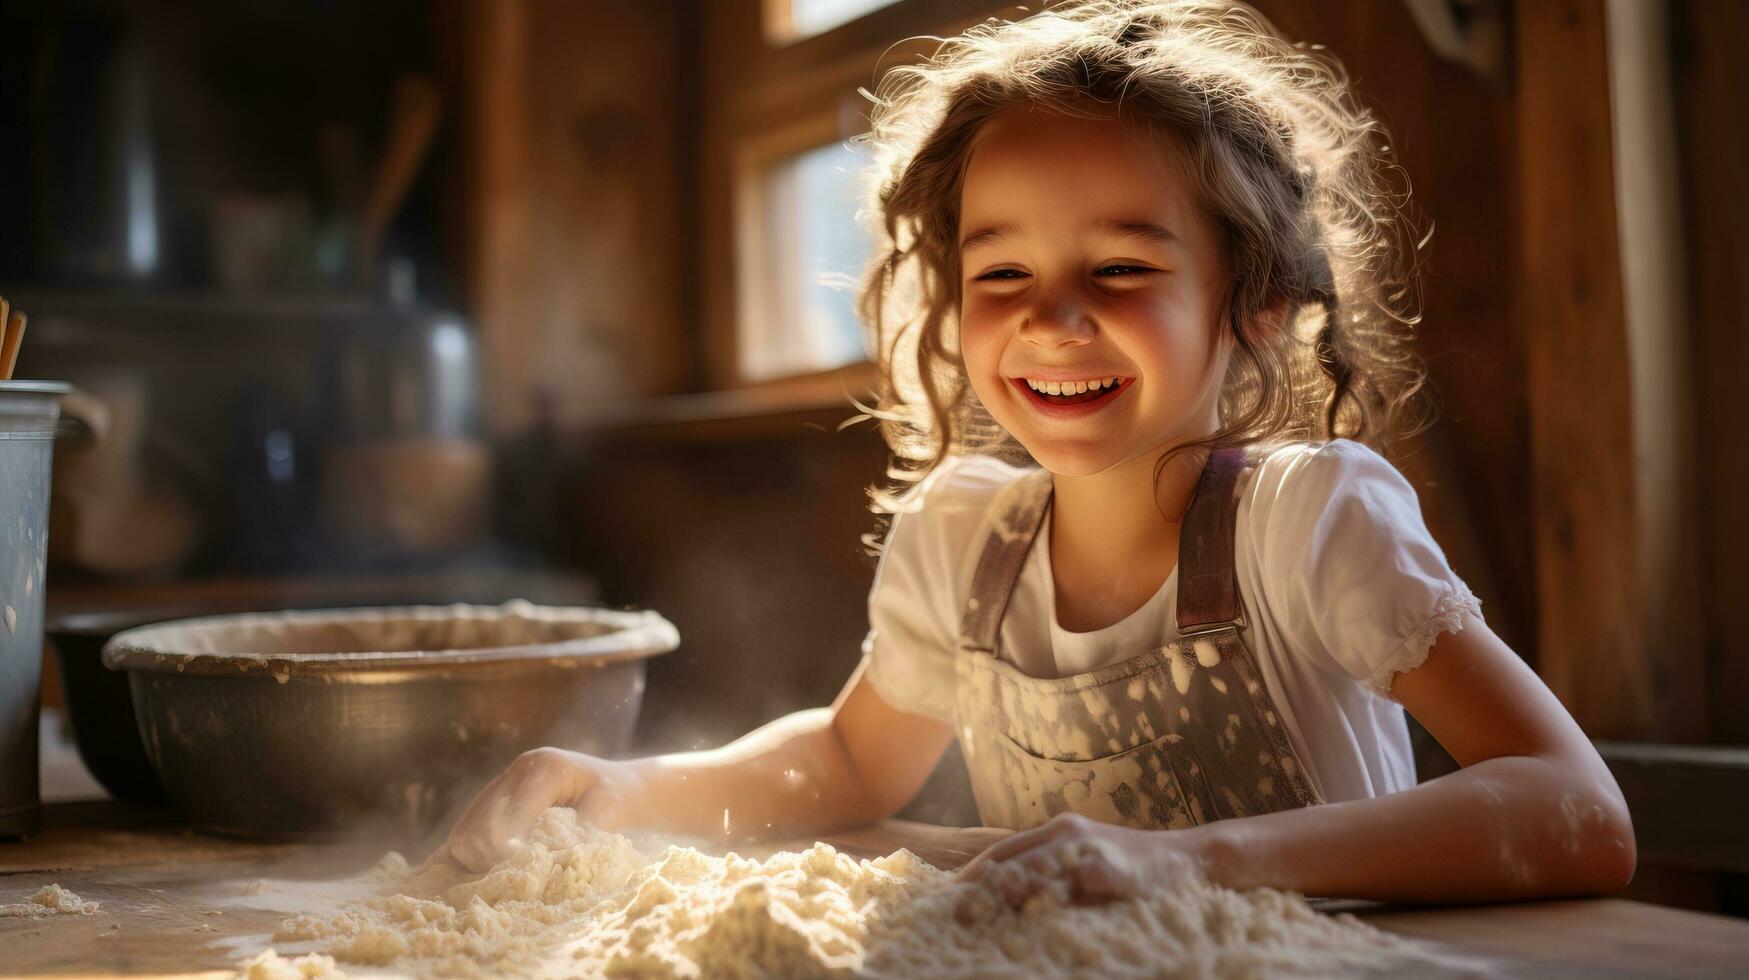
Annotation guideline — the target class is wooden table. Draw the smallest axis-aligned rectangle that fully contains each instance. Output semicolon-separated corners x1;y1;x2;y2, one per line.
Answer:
4;801;1747;979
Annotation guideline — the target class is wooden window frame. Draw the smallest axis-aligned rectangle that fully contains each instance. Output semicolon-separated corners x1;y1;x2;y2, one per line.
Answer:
696;0;1015;407
730;101;873;388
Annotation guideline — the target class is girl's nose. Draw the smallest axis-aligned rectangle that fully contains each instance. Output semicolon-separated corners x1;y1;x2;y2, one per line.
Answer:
1018;298;1095;348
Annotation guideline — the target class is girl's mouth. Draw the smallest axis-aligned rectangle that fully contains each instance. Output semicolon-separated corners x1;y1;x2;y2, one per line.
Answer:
1010;377;1132;417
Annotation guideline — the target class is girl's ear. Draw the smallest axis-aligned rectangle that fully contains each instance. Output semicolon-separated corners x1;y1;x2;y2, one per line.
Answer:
1231;297;1292;348
1259;297;1294;335
1265;298;1307;348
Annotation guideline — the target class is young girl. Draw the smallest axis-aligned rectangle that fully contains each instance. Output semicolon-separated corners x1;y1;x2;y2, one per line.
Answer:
441;0;1635;906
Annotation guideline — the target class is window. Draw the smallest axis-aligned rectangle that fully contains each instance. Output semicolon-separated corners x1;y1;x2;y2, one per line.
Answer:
736;136;875;383
702;1;1010;391
764;0;900;43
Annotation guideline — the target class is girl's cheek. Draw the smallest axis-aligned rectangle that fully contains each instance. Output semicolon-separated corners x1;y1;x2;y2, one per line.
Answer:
959;331;1014;420
958;317;1002;377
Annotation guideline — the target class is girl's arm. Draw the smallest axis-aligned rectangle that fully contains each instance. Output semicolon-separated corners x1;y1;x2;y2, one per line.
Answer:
617;660;956;840
440;660;956;870
1200;611;1636;901
970;613;1638;904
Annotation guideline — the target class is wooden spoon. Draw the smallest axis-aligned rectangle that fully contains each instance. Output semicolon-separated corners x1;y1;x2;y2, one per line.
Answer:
1;311;25;380
0;295;22;380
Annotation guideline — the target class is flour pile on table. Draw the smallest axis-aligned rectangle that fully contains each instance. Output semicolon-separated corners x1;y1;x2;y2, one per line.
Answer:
0;883;101;917
252;807;1422;978
273;808;646;974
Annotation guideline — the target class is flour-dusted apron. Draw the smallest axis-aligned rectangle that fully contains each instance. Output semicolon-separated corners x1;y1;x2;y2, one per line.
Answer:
951;448;1325;831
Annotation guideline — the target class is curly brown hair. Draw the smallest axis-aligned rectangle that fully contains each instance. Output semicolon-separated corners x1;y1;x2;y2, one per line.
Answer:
851;0;1430;514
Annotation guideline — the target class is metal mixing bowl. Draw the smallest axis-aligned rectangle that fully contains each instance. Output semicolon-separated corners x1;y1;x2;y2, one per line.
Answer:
102;600;678;841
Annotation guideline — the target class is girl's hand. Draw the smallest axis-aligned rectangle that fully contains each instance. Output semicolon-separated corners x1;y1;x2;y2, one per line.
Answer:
436;747;644;873
957;813;1206;908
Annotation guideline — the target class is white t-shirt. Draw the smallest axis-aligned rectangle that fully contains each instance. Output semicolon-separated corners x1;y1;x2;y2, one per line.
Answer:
860;439;1483;805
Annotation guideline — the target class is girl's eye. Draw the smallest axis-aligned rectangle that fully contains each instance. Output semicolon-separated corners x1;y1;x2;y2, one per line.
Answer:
971;265;1156;283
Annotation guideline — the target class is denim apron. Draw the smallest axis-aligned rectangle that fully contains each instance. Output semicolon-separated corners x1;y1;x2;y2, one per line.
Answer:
951;448;1324;830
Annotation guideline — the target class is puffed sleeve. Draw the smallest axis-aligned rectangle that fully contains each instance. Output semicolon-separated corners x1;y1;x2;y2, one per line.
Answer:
1248;439;1483;700
859;458;998;722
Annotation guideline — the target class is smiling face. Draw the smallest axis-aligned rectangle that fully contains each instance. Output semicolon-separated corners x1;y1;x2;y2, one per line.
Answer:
957;108;1234;477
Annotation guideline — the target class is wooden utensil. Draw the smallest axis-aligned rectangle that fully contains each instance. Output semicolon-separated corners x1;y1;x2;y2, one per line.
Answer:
2;313;24;379
0;296;26;381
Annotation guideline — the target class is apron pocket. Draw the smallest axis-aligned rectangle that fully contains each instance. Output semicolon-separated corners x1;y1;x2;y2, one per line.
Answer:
987;730;1205;830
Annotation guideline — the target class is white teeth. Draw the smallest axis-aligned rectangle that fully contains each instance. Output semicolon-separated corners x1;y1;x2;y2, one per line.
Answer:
1021;376;1123;395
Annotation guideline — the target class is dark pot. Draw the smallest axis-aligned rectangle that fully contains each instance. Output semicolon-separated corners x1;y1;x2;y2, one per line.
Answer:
47;610;181;805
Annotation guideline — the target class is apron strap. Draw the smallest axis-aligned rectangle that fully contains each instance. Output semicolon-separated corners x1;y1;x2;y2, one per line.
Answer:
1176;446;1250;636
956;468;1053;655
956;446;1253;654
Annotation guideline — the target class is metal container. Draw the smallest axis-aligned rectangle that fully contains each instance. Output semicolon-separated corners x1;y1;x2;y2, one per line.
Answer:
329;311;478;442
321;311;489;559
103;601;678;841
0;382;70;838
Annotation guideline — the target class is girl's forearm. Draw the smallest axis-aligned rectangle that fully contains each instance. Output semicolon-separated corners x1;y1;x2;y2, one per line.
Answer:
1194;754;1636;903
619;708;885;842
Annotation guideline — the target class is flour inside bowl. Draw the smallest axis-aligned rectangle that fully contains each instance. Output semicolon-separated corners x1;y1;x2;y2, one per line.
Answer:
252;807;1438;978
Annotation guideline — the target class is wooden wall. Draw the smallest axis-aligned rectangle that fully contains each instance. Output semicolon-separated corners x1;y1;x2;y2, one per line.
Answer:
1250;0;1536;671
1675;0;1749;747
444;0;695;433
